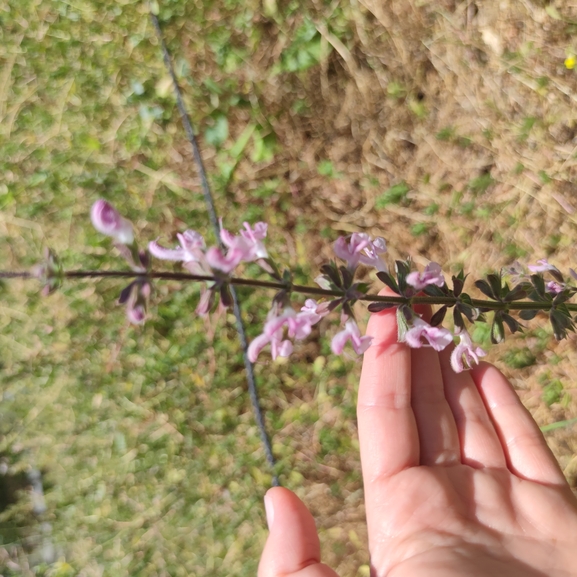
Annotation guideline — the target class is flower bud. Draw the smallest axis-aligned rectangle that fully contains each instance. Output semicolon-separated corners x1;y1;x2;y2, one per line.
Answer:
91;200;134;245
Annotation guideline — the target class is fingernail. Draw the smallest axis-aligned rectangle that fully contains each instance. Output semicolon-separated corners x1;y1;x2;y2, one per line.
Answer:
264;493;274;530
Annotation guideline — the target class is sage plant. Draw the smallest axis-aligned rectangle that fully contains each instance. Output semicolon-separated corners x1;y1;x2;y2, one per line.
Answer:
26;199;577;375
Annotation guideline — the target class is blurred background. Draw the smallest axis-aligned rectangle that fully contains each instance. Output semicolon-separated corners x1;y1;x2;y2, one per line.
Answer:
1;0;577;575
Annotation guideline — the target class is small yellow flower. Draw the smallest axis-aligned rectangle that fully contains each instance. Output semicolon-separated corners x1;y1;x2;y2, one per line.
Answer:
565;55;576;70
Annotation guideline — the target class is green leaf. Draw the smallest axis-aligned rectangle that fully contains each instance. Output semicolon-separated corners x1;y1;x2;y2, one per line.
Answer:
452;275;464;297
475;279;495;299
376;271;400;294
367;302;396;313
453;307;464;330
487;273;503;300
430;305;447;327
228;123;256;159
375;182;410;208
205;114;229;148
519;309;538;320
491;312;505;344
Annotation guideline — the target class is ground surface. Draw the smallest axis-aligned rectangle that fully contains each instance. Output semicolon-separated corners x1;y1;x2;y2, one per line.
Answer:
1;1;577;575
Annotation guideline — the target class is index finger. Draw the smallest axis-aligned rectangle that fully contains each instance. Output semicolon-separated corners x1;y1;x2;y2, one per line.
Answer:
357;296;418;484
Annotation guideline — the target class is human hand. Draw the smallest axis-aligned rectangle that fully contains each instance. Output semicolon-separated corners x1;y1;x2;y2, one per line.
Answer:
258;293;577;576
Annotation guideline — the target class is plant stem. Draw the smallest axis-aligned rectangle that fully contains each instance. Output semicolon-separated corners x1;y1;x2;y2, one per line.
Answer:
3;269;574;313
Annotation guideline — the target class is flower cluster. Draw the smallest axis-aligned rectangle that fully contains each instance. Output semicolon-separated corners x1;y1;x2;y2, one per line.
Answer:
79;199;577;372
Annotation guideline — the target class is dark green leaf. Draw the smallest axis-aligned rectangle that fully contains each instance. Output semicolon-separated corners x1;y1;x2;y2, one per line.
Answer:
272;289;288;307
220;284;233;308
530;274;546;298
458;302;479;322
475;279;495;299
519;309;538;320
502;313;523;334
367;302;396;313
549;308;575;340
453;307;465;330
400;305;414;322
553;290;572;305
452;275;464;297
487;273;503;300
342;302;354;320
327;298;344;312
339;265;354;289
550;267;565;284
320;263;342;288
504;283;529;302
395;260;411;294
491;312;505;344
118;282;136;304
353;282;370;295
424;284;447;297
376;271;400;294
430;306;447;327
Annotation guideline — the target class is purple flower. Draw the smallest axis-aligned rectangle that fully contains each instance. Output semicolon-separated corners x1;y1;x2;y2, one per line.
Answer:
248;310;296;362
546;281;565;295
148;231;214;276
120;280;151;325
127;303;146;325
205;246;244;274
248;304;329;362
148;230;205;262
403;317;453;351
331;319;373;355
220;221;268;262
334;233;388;271
91;200;134;245
450;330;486;373
528;259;559;274
406;262;445;290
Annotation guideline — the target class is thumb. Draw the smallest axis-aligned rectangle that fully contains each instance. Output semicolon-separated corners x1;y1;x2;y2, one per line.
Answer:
258;487;340;577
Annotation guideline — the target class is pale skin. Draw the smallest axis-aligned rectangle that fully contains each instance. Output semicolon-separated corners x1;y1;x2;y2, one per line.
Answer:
258;292;577;577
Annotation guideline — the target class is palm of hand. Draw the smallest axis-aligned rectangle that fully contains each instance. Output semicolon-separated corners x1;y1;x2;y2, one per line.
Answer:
259;298;577;577
371;464;577;576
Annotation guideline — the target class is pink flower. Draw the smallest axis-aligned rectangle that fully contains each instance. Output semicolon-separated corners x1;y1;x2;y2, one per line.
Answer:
148;230;205;262
406;262;445;290
334;233;388;271
205;246;244;274
149;231;215;276
220;221;268;262
90;200;134;245
403;317;453;351
248;310;296;362
528;259;559;274
331;319;373;355
121;280;151;325
248;304;329;362
299;299;330;325
127;303;146;325
450;330;486;372
545;281;565;295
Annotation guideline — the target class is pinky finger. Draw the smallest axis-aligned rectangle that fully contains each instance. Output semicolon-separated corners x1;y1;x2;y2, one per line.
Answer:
472;363;568;486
